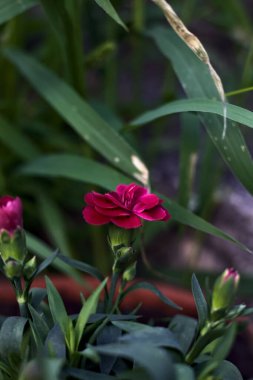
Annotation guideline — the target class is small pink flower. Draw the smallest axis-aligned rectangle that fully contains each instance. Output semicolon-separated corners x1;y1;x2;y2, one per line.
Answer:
0;196;23;235
82;184;170;229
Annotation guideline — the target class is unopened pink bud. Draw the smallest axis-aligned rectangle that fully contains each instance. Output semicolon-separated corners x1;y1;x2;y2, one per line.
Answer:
0;196;23;235
0;196;26;263
211;268;240;314
223;268;240;284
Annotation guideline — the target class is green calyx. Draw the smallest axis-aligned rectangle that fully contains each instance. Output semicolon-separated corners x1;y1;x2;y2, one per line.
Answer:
0;228;27;263
4;259;23;279
108;225;135;254
113;246;138;275
122;261;137;282
23;256;37;280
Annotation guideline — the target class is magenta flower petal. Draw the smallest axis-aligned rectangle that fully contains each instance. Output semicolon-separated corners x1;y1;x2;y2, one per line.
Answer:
115;184;129;195
92;192;116;208
82;206;110;225
84;193;95;206
105;192;127;208
133;194;160;212
111;214;142;229
116;183;147;201
0;196;14;207
0;196;23;234
136;206;170;221
131;185;148;200
94;206;130;217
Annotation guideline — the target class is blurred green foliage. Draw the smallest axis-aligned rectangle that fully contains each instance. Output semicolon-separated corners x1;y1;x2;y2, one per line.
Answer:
1;0;253;279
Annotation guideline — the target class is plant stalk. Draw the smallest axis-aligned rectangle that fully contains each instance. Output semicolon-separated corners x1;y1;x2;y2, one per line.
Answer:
14;278;29;318
106;270;120;313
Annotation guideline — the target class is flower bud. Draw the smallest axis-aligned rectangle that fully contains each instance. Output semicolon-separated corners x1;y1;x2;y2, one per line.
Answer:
108;225;134;254
0;195;27;264
112;246;138;274
123;262;137;282
23;256;37;280
0;196;23;234
4;260;22;279
0;227;27;263
211;268;240;314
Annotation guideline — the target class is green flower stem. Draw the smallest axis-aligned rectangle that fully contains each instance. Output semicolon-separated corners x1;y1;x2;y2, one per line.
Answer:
64;6;85;97
88;278;127;348
13;278;29;318
133;0;145;32
185;323;225;364
106;270;120;313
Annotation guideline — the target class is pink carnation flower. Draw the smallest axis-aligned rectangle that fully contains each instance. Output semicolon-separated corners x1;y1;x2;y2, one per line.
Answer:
0;196;23;235
82;183;170;229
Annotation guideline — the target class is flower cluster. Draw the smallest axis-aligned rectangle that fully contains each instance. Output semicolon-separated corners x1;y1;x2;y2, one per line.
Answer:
82;183;170;229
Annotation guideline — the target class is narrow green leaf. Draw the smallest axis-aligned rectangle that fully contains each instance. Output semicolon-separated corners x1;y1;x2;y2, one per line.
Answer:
89;314;138;324
162;195;252;253
121;281;181;310
92;101;123;132
178;114;200;207
58;253;104;282
75;278;107;349
240;306;253;316
93;0;128;31
197;359;220;380
0;116;39;160
0;361;12;377
197;135;221;214
0;0;38;25
213;323;237;362
29;305;49;347
26;232;84;284
191;274;208;330
64;368;115;380
45;324;66;359
175;364;195;380
119;327;183;353
214;360;243;380
149;27;253;194
186;328;226;364
40;358;64;380
45;276;70;335
34;249;59;277
112;321;152;333
18;154;132;191
97;325;121;374
115;368;148;380
131;98;253;130
95;342;175;380
4;49;147;184
0;317;27;359
170;315;198;355
29;288;47;309
39;0;67;39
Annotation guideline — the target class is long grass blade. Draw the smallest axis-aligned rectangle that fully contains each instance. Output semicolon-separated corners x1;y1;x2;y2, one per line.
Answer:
0;0;37;25
149;27;253;194
4;49;149;186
